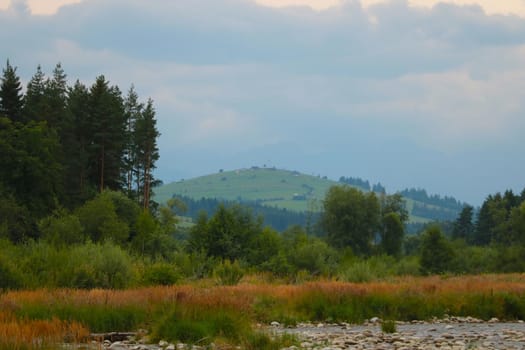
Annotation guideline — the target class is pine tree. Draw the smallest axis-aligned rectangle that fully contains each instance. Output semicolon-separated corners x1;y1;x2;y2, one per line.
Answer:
87;76;126;192
122;86;143;199
0;60;24;122
23;65;46;122
134;98;160;210
452;205;474;242
64;80;93;206
44;63;68;132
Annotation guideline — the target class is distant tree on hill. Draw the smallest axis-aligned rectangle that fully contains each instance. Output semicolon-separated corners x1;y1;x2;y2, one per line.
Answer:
339;176;371;191
372;182;386;193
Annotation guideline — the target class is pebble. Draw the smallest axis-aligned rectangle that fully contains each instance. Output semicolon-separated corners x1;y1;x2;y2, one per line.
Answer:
69;318;525;350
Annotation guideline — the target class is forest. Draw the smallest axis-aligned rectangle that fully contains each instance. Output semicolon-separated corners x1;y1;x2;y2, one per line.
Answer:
1;60;525;292
2;60;525;349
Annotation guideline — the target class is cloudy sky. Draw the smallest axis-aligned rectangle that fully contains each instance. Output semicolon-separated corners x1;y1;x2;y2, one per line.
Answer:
2;0;524;204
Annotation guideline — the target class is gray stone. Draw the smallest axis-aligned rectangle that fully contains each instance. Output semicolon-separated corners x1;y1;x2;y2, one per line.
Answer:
109;342;128;350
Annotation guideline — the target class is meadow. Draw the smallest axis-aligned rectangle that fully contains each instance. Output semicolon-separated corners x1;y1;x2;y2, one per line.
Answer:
2;274;525;349
153;168;445;223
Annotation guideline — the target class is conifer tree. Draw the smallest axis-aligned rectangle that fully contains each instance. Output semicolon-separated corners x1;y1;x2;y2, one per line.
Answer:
87;76;126;192
44;63;68;132
122;86;143;199
23;65;46;122
452;205;474;242
134;98;160;210
64;80;93;206
0;60;24;122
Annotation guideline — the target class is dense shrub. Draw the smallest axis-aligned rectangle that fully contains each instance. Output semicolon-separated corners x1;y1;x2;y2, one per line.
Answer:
57;242;135;289
0;252;24;290
143;262;181;286
39;209;85;246
213;259;245;286
152;306;250;344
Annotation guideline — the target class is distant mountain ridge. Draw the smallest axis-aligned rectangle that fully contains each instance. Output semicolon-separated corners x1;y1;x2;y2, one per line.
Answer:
154;167;465;224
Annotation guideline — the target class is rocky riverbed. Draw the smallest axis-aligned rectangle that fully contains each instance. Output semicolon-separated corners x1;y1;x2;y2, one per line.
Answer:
276;317;525;350
66;317;525;350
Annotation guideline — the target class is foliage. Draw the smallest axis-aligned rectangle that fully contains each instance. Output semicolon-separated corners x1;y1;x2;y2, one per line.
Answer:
171;195;309;232
0;61;160;220
380;212;404;257
0;59;24;122
338;255;397;283
419;225;455;275
381;320;397;333
0;193;34;243
452;205;474;242
142;262;181;286
38;208;84;246
474;190;523;246
321;185;380;255
188;204;262;261
0;250;24;291
213;259;245;286
56;242;135;289
152;306;251;345
76;191;130;243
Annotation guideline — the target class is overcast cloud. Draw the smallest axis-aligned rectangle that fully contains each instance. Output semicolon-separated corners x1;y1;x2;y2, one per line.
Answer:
2;0;525;204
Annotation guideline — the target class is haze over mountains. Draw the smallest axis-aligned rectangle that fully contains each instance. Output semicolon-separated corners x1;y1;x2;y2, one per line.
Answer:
2;0;524;205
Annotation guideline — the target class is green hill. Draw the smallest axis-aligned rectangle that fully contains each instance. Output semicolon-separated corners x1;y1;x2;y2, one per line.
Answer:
154;167;462;224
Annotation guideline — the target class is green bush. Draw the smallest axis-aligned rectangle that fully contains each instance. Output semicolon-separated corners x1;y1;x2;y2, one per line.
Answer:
39;209;85;246
338;256;394;283
381;320;397;333
0;253;25;290
420;226;455;275
213;259;245;286
287;238;339;276
57;242;135;289
143;262;181;286
152;306;250;344
76;193;130;243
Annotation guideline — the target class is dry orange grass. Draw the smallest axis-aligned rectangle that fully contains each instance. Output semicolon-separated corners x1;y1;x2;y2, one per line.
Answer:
0;310;89;350
3;274;524;312
1;273;524;349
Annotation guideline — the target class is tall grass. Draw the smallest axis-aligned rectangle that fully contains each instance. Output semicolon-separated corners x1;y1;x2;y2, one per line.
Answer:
0;311;89;350
1;274;524;348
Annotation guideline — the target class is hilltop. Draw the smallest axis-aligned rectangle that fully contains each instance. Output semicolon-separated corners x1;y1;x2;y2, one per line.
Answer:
154;167;464;224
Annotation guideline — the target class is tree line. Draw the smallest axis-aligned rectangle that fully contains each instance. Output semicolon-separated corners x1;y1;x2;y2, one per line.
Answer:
0;60;160;242
170;195;313;232
452;189;525;246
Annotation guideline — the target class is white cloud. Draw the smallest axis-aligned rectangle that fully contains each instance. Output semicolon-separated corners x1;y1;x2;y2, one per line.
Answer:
1;0;525;203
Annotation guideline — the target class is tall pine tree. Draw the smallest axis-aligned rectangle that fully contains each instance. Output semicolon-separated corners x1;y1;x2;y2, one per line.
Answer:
87;76;126;192
0;60;24;122
23;65;46;122
122;86;143;199
134;98;160;210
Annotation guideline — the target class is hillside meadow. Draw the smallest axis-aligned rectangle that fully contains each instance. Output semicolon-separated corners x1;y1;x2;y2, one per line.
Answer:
153;168;454;223
2;274;525;349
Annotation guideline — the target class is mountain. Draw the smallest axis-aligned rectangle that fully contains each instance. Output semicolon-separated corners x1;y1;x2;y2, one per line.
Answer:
154;167;465;224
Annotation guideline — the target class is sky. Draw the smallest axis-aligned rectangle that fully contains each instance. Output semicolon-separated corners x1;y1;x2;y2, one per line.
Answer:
1;0;524;205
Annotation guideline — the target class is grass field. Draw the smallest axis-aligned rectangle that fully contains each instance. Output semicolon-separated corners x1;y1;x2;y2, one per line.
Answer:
154;168;457;223
2;274;525;349
155;168;335;212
